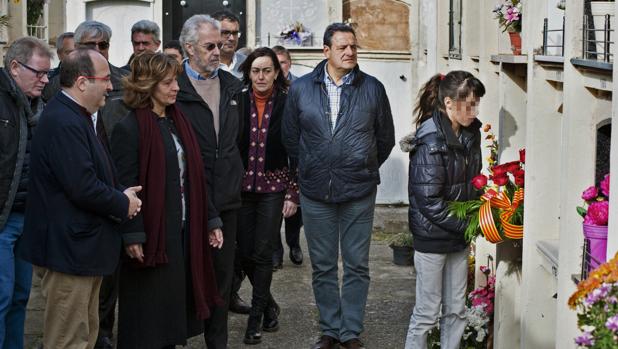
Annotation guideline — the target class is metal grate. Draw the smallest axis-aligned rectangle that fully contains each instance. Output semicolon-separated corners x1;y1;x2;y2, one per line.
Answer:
580;238;603;281
582;14;614;62
27;25;47;40
542;17;565;56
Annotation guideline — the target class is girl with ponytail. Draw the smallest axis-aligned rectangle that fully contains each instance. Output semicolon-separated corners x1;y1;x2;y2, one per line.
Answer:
402;71;486;349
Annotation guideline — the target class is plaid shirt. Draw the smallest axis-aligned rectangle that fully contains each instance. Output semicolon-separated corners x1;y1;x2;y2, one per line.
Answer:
324;68;355;131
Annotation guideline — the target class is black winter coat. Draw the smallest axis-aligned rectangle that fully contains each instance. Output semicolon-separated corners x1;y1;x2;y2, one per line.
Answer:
0;68;44;229
404;111;482;253
17;92;128;276
282;60;395;203
175;69;243;225
110;111;204;348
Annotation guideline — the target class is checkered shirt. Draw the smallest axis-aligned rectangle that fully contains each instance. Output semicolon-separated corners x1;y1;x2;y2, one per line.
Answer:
324;68;355;131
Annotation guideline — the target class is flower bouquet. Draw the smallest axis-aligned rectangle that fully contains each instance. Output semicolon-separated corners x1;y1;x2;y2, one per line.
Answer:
493;0;522;32
449;124;525;243
578;174;610;226
278;21;312;47
568;252;618;348
578;173;611;270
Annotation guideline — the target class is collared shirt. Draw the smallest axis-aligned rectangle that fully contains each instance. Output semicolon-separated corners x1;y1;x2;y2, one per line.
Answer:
324;67;354;131
219;52;246;79
62;90;98;134
184;59;219;80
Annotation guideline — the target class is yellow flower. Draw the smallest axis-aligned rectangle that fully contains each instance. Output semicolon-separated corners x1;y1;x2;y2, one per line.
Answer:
483;124;492;132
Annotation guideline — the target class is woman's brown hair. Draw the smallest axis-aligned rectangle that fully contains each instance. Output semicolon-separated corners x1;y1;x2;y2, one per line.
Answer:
123;52;181;109
413;70;486;127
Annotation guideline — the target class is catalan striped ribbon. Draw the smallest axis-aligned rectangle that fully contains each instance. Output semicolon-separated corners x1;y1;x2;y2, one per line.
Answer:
478;188;524;243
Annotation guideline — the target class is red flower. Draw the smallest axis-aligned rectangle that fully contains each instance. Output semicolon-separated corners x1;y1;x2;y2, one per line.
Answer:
519;148;526;164
504;161;521;174
471;174;488;190
492;164;508;177
514;174;525;187
492;175;509;186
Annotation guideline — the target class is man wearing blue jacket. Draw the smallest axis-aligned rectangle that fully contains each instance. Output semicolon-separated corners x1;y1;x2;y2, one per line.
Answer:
282;23;395;349
17;49;142;349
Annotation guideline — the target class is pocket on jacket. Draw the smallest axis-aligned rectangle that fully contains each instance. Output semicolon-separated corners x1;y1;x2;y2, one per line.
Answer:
69;222;102;239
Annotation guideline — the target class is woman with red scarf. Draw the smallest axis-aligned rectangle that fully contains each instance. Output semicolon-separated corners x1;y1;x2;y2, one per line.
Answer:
110;52;223;349
236;47;299;345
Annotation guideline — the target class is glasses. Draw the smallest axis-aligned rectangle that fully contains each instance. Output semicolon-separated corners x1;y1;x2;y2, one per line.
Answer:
16;61;49;79
79;75;111;82
78;41;110;50
221;30;240;37
199;42;224;51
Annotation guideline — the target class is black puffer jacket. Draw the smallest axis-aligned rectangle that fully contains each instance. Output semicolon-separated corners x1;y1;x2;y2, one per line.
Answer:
0;69;44;230
282;60;395;203
403;111;482;253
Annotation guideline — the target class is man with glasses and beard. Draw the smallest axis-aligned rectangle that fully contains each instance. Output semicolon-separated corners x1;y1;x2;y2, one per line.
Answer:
176;14;243;349
0;36;53;349
42;20;131;349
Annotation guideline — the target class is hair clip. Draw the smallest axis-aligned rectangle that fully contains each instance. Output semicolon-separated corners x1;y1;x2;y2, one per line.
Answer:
439;74;445;81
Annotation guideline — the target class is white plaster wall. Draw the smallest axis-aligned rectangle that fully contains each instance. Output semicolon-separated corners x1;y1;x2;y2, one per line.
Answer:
256;0;329;48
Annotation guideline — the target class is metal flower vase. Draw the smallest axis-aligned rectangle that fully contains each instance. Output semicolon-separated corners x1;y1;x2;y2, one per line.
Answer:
583;223;608;272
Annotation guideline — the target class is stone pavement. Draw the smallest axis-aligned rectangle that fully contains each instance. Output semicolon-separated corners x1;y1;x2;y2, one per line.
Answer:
24;208;414;349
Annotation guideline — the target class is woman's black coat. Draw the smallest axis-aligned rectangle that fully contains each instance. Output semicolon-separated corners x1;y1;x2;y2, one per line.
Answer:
404;111;482;254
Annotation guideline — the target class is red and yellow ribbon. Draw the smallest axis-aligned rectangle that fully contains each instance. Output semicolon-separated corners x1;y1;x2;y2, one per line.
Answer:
478;188;524;243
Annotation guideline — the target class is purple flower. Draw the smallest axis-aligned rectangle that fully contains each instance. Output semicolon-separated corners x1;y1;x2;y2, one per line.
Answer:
600;174;610;197
575;331;595;346
606;315;618;332
582;186;599;201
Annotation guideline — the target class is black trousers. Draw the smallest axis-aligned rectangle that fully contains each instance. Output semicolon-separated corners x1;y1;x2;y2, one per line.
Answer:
237;192;284;314
274;207;303;261
97;259;120;345
204;209;238;349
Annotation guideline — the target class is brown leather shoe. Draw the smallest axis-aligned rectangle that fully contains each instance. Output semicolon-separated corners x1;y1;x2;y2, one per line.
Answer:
311;335;339;349
341;338;365;349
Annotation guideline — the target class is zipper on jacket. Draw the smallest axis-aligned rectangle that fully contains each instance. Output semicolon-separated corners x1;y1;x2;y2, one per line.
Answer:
0;119;9;127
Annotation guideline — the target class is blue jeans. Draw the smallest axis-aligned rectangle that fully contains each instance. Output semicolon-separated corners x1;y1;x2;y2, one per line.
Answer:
301;190;376;343
0;212;32;349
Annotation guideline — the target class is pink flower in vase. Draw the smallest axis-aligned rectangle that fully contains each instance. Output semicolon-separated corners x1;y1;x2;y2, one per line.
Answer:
582;186;599;201
585;201;609;226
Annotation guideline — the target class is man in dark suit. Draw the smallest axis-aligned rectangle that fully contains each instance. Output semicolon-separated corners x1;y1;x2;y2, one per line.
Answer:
17;49;142;349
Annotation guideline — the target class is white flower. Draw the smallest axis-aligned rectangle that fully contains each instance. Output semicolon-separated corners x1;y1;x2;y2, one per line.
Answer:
581;325;596;333
476;328;487;342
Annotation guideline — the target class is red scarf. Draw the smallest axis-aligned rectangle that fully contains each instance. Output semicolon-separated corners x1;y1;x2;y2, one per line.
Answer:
135;105;223;319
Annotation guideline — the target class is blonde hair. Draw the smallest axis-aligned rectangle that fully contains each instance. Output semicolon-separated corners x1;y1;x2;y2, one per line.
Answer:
123;52;181;109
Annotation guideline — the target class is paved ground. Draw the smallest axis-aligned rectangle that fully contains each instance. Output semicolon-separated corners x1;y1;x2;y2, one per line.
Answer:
24;207;414;349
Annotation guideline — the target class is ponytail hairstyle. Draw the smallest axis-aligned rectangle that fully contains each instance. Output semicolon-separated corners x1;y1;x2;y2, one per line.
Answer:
413;70;486;127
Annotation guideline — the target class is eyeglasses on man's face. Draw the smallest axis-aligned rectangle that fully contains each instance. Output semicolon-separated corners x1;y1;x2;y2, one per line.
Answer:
78;41;110;50
198;42;224;51
221;30;240;38
16;61;49;79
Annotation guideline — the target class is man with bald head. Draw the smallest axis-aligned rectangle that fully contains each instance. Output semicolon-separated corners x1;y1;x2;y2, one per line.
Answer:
17;49;142;349
0;36;52;349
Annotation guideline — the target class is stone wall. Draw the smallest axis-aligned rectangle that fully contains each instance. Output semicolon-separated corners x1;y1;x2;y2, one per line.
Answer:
344;0;410;51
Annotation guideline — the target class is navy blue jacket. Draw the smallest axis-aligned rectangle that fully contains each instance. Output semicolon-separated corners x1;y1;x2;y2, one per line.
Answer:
282;60;395;203
18;92;129;276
